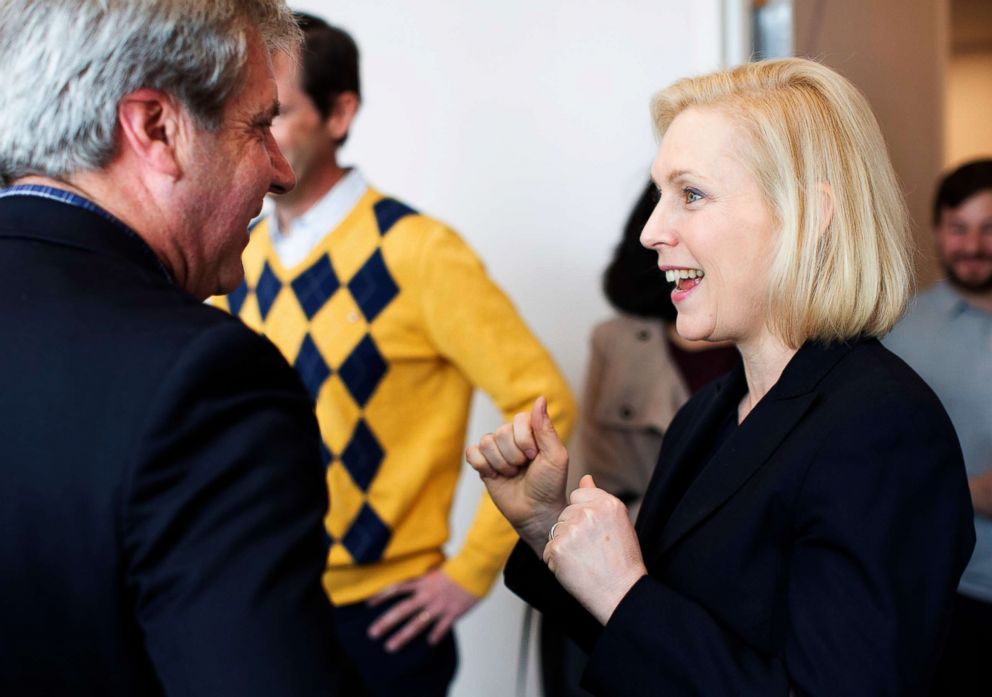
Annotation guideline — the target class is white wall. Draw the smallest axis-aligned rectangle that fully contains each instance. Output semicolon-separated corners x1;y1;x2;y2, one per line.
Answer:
287;2;722;694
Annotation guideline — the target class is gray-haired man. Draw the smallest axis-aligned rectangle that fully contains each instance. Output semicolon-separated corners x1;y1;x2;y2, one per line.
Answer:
0;1;347;694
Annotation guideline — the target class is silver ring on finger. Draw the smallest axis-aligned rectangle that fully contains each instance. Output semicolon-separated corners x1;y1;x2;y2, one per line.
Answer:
548;521;563;542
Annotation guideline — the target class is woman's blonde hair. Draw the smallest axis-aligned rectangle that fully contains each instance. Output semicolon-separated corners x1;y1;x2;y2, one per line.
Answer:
652;58;912;347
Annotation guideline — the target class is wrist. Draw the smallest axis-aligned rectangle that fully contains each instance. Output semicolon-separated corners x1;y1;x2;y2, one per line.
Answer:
592;567;647;625
519;509;564;556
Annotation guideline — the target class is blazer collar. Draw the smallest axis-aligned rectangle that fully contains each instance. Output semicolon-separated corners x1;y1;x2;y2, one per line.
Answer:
0;189;174;286
643;338;864;559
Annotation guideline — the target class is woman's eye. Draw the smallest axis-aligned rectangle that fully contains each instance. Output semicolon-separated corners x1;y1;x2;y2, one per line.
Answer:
685;188;702;204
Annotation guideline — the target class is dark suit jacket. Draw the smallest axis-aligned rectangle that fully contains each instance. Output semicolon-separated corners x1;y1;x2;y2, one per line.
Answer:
0;194;345;695
506;338;975;696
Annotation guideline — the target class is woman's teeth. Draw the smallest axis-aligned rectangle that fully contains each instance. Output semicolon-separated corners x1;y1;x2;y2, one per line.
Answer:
664;269;704;283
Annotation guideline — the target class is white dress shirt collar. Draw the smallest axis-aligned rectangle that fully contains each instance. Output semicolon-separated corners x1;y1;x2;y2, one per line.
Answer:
266;167;368;269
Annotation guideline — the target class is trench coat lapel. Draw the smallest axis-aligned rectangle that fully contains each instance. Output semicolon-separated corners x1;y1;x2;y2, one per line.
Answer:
648;339;859;559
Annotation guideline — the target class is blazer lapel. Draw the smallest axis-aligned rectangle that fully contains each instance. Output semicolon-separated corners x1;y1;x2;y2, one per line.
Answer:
635;367;744;544
654;391;816;557
650;339;858;559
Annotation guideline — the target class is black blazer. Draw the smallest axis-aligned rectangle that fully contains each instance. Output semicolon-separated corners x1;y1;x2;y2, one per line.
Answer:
0;195;345;695
506;338;975;696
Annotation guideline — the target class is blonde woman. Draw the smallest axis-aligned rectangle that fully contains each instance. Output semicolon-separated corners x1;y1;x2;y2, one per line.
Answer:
467;58;975;696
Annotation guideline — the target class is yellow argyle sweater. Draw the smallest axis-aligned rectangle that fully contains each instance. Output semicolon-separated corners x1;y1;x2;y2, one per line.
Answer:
215;187;575;604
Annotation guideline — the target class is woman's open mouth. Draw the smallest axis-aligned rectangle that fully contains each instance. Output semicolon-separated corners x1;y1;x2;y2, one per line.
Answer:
665;268;704;294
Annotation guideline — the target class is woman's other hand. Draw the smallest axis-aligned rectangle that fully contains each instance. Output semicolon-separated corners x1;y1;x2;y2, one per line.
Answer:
466;396;569;554
544;475;648;624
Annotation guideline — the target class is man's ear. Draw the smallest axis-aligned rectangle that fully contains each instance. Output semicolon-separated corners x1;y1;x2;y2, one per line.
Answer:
325;91;360;144
117;89;184;179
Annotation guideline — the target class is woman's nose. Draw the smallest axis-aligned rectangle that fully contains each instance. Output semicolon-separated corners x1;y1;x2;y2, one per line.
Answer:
640;200;677;251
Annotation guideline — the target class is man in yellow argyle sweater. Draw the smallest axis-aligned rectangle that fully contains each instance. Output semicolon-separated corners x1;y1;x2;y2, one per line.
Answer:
214;13;575;696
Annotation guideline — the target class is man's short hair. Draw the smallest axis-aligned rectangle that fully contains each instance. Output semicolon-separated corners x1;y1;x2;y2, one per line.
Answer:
294;12;360;139
933;159;992;225
652;57;913;348
0;0;301;186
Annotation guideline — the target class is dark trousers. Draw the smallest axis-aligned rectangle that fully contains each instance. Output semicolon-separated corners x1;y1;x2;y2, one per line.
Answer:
333;595;458;697
930;593;992;696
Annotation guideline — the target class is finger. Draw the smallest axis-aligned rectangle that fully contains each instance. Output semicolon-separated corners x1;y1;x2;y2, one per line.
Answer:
466;444;499;478
531;397;568;465
493;421;530;467
428;614;455;646
367;580;415;608
569;483;618;505
512;411;538;460
543;540;558;572
567;475;599;504
367;596;420;639
477;430;522;477
384;609;434;653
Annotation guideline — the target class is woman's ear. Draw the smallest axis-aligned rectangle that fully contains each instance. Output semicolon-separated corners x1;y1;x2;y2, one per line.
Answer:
117;88;184;179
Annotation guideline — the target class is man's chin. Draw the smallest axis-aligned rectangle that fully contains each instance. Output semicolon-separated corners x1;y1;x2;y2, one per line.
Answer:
212;264;246;299
945;266;992;294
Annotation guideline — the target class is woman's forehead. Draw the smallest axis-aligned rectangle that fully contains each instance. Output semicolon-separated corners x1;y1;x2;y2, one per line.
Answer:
652;109;750;184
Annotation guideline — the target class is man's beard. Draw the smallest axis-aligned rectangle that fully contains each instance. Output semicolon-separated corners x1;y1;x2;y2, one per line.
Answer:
944;258;992;294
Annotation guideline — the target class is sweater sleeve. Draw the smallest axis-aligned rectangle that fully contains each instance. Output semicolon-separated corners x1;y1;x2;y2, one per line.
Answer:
412;223;576;596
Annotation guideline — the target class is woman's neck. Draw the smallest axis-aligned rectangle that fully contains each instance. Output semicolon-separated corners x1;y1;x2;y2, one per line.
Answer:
736;333;798;423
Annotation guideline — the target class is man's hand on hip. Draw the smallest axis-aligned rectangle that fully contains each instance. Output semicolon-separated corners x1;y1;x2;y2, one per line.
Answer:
366;568;479;653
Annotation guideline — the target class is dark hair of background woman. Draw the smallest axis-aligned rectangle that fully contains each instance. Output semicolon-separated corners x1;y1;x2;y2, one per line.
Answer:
603;181;678;322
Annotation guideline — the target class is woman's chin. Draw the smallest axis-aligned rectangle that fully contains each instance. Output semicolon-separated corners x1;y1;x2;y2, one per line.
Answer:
674;318;713;343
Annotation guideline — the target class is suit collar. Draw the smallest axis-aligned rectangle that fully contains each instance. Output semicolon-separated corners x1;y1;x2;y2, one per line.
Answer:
0;188;175;286
644;338;866;559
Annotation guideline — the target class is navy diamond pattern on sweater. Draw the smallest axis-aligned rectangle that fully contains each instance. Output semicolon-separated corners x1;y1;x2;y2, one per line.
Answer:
319;440;334;468
227;279;249;316
372;197;416;235
341;420;384;492
291;254;340;320
342;502;391;564
293;334;331;402
348;250;399;323
338;334;387;407
255;262;282;321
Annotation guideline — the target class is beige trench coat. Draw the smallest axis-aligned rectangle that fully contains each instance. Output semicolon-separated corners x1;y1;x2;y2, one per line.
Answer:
569;314;690;520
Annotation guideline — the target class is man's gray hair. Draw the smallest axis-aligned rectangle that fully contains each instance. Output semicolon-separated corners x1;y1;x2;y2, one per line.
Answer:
0;0;301;186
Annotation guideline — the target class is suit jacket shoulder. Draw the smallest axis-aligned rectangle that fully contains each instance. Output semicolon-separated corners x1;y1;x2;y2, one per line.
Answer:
0;196;345;695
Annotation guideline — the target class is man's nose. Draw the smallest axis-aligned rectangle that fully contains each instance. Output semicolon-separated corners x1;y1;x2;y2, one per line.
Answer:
268;134;296;195
961;227;982;255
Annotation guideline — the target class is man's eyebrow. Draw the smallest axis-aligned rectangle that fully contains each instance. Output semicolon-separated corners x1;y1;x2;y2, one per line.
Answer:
252;100;281;125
